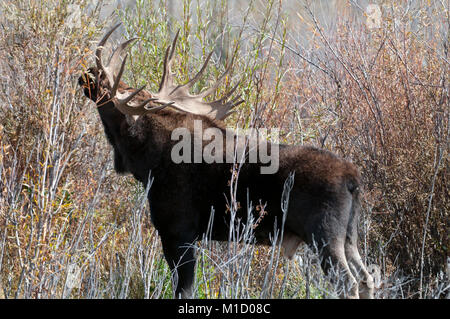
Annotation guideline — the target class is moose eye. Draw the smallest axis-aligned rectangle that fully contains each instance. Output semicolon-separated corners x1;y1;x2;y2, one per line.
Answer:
86;72;95;83
80;72;95;87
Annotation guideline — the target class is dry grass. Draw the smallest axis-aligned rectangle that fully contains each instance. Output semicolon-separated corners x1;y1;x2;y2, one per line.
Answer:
0;0;448;298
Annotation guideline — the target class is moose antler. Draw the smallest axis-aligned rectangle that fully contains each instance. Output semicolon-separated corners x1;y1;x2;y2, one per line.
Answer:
95;23;243;120
95;24;169;116
152;30;243;120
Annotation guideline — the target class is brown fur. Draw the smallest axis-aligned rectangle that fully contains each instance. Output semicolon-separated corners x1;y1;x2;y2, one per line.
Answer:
78;68;374;299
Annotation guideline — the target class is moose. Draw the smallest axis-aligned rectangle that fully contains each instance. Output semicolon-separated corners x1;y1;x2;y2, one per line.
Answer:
79;24;374;299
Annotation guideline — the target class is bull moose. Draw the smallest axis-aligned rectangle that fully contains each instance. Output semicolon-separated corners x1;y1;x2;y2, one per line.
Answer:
78;24;374;298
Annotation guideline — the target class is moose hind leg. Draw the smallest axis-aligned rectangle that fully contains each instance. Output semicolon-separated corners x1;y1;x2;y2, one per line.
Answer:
344;203;375;298
344;242;374;299
306;205;359;298
161;236;197;299
319;238;359;299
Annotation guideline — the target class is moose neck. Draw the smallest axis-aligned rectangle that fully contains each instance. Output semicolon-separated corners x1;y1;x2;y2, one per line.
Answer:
96;101;126;135
95;102;163;185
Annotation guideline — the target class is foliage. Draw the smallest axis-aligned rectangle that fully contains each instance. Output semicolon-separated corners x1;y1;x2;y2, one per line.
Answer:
0;0;448;298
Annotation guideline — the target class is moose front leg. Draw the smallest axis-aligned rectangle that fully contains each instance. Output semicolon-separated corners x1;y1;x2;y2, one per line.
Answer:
161;235;197;299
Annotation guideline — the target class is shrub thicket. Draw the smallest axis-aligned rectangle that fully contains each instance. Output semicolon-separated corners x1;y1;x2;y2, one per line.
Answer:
0;0;448;298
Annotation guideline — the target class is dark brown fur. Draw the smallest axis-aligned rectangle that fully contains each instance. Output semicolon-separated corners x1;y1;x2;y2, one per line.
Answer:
79;68;374;298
